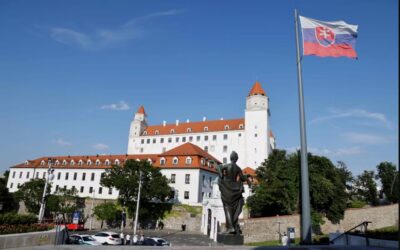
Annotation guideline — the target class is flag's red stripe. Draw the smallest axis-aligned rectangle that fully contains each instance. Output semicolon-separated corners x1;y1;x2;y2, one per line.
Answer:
303;42;357;58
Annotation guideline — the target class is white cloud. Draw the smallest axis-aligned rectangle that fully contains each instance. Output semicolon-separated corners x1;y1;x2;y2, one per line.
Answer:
285;146;363;157
101;101;130;111
343;132;393;145
310;108;392;129
92;143;110;151
55;138;72;146
49;9;184;50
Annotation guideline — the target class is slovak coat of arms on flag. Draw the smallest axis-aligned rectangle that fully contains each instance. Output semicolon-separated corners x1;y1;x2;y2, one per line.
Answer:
299;16;358;58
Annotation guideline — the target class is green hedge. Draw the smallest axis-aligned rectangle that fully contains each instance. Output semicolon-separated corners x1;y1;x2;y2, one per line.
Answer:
0;213;37;225
0;223;53;235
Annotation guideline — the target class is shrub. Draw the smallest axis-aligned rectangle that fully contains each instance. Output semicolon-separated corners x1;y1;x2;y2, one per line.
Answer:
0;213;37;225
0;223;53;235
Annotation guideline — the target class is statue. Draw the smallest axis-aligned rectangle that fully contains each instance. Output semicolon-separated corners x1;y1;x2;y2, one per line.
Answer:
217;151;252;235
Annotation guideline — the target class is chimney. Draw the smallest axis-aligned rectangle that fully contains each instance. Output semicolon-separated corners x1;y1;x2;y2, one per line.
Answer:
163;121;166;127
203;116;207;122
186;119;190;123
176;120;179;126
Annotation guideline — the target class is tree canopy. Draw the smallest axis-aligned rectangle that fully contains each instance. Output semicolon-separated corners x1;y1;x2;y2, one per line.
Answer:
376;162;399;203
0;176;19;213
247;149;350;226
354;170;379;206
100;159;172;223
93;202;121;229
15;178;50;214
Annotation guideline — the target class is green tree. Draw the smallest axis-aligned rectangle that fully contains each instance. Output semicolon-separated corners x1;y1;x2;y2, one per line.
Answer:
93;202;121;229
15;179;50;214
101;160;172;224
376;162;399;203
0;177;19;213
247;149;299;217
354;170;379;206
247;150;349;226
47;187;85;222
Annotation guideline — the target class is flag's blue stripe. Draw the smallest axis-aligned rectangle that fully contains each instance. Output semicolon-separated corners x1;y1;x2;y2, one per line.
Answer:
302;28;357;48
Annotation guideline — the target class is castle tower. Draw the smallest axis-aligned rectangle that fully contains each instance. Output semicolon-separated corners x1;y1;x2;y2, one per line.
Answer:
244;82;270;169
127;105;147;153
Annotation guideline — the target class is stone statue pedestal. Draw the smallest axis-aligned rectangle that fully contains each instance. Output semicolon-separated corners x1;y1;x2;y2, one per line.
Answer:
217;233;244;245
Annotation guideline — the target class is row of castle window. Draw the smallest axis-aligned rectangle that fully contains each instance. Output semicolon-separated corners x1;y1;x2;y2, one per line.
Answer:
159;155;217;166
35;159;122;167
143;124;244;136
12;170;105;182
169;173;191;184
140;134;237;144
54;185;112;195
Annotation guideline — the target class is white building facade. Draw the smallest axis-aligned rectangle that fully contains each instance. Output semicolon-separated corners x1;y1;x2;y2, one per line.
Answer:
127;82;275;169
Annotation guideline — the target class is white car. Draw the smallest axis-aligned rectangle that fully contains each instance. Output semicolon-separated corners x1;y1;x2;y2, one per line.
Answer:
70;234;102;246
92;231;122;245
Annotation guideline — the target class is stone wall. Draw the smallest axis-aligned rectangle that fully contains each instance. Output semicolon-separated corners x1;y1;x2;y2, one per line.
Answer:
242;204;398;243
162;205;202;232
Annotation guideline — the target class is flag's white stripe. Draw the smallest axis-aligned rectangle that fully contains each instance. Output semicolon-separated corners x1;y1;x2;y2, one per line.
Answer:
299;16;358;35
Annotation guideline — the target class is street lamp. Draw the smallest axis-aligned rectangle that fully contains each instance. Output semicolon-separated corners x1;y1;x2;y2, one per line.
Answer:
133;171;143;238
38;158;55;223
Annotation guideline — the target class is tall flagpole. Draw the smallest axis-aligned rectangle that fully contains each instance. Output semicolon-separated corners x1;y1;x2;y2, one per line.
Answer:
294;9;312;244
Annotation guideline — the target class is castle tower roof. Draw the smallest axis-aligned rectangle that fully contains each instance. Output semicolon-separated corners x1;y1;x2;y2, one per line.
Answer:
136;105;146;115
248;81;266;96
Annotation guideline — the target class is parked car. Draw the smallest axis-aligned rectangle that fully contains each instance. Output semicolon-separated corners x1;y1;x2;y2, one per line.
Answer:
92;231;122;245
69;234;101;246
141;237;170;246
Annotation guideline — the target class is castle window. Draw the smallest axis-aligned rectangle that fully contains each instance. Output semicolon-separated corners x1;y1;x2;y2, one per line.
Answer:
105;160;110;166
200;158;205;166
70;160;75;166
172;157;179;165
57;172;61;180
78;160;83;166
82;173;86;181
185;174;190;184
140;148;143;153
62;160;67;166
182;137;186;142
162;147;166;152
160;138;164;143
204;146;208;152
40;160;45;166
141;139;144;144
185;157;192;165
26;172;30;179
189;136;193;142
153;138;156;143
160;158;166;165
24;160;29;165
95;160;101;166
187;128;192;133
170;174;176;183
91;173;95;181
223;145;228;153
168;138;172;143
213;135;217;141
224;125;230;130
223;134;228;140
87;160;92;166
184;191;189;199
114;159;120;166
196;136;201;141
170;129;175;134
55;160;60;166
239;124;244;129
65;173;69;180
98;187;102;194
147;158;152;164
12;171;16;178
176;137;179;143
74;173;77;180
255;133;258;137
155;130;159;135
223;157;227;164
204;135;208;141
143;131;147;136
204;126;208;132
238;133;242;137
147;139;150;144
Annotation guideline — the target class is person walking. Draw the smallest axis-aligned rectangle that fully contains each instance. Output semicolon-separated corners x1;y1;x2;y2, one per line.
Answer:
126;234;131;245
281;232;288;246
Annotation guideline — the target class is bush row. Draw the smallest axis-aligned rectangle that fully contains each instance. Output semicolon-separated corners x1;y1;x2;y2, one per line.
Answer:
0;213;37;225
0;223;53;235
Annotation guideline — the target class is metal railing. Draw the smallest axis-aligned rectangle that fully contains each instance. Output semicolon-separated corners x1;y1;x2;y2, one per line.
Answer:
330;221;372;246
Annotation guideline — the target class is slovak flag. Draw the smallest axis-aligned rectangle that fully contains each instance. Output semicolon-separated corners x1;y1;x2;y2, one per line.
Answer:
299;16;358;59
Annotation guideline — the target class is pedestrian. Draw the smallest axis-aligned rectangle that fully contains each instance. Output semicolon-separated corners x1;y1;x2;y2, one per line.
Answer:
133;234;138;244
120;232;125;245
140;233;144;242
281;232;288;246
126;234;131;245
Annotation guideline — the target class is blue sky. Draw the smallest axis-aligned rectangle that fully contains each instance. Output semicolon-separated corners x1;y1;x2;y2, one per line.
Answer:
0;0;398;176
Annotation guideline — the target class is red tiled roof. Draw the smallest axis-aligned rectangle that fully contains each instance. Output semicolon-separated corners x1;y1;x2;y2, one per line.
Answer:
143;118;244;136
248;81;266;96
160;143;221;164
243;167;256;177
137;105;146;115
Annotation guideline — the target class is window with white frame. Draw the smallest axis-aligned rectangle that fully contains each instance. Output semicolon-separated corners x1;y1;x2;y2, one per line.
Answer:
185;174;190;184
70;160;75;166
155;130;159;135
160;158;166;165
78;160;83;166
187;128;192;133
172;157;179;165
147;159;152;164
184;191;189;199
96;160;101;166
87;160;92;166
223;145;228;152
204;126;208;132
224;125;230;130
185;157;192;165
55;160;60;166
41;160;45;166
170;129;175;134
105;160;110;166
62;160;67;166
239;124;244;129
19;172;22;178
170;174;176;183
114;159;120;166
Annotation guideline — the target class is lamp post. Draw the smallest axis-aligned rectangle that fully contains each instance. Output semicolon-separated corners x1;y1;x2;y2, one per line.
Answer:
133;171;142;237
89;191;95;231
38;158;55;223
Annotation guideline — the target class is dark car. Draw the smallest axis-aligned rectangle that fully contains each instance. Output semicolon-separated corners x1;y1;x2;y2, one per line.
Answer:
141;237;170;246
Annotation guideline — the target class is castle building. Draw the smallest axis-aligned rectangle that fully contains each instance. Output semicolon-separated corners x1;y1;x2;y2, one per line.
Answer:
6;81;274;206
127;81;275;169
